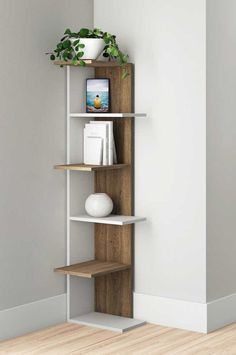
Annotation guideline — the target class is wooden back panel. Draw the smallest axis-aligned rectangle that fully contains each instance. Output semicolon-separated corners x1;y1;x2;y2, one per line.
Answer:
94;64;134;317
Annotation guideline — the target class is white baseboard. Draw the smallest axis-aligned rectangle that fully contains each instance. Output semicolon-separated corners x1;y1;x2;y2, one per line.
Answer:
134;292;207;333
0;293;66;340
1;292;235;340
207;293;236;332
134;292;236;333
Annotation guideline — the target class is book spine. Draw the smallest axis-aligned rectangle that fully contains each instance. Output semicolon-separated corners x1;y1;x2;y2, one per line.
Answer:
103;125;108;165
108;122;113;165
113;134;117;164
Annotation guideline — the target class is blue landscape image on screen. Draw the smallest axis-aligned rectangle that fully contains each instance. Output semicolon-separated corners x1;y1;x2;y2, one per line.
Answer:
86;79;109;113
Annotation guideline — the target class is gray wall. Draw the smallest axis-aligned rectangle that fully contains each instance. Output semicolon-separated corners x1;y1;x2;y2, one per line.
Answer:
206;0;236;301
0;0;93;310
3;0;235;326
94;0;207;303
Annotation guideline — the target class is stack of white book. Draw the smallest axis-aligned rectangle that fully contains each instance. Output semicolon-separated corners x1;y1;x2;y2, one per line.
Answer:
84;121;117;166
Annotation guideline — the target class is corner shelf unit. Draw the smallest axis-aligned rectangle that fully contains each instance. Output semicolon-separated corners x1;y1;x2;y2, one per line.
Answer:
54;60;146;332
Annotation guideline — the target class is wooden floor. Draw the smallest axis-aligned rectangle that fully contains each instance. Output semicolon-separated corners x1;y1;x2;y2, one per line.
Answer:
0;322;236;354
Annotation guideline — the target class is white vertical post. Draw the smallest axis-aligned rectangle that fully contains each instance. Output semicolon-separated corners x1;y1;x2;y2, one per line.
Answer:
66;65;71;321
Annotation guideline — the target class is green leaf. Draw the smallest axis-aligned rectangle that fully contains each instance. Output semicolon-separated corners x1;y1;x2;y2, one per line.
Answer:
79;43;85;48
57;43;63;50
111;47;118;57
104;38;110;44
70;32;78;38
93;28;103;37
63;52;68;60
106;47;112;55
50;54;55;61
122;68;129;79
72;57;78;65
78;28;89;37
73;39;80;47
60;35;68;42
63;40;71;49
103;36;110;44
79;60;86;66
64;28;71;35
77;51;84;58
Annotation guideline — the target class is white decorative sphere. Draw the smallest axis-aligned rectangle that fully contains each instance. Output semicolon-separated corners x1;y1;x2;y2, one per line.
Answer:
85;193;113;218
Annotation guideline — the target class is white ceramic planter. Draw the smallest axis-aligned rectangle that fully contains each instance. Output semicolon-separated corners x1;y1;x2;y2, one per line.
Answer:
71;38;104;60
85;193;113;218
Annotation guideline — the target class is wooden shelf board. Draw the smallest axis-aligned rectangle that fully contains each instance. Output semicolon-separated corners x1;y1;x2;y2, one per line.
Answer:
54;60;125;68
69;312;146;333
70;214;146;225
54;260;131;278
70;113;147;118
54;163;129;172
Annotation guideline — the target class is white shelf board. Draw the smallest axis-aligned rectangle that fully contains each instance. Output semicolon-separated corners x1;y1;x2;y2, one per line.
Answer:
70;113;147;118
69;312;146;332
70;214;146;225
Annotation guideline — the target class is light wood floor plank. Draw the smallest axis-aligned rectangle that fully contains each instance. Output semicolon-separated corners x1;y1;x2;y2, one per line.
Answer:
77;324;167;354
0;322;235;354
169;323;236;355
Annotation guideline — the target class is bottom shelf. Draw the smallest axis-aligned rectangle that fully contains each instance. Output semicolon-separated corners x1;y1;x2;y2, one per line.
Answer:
54;260;130;278
69;312;146;333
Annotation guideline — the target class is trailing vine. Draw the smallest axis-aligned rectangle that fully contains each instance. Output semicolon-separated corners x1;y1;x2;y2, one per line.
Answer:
47;28;129;78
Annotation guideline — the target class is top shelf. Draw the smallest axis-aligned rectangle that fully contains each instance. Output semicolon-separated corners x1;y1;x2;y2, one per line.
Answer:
54;60;129;68
70;113;147;118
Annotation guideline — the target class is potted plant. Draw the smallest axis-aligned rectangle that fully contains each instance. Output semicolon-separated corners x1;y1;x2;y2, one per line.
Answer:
47;28;129;78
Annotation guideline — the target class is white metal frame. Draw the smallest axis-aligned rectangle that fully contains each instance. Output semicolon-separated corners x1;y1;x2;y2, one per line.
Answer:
66;66;71;321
